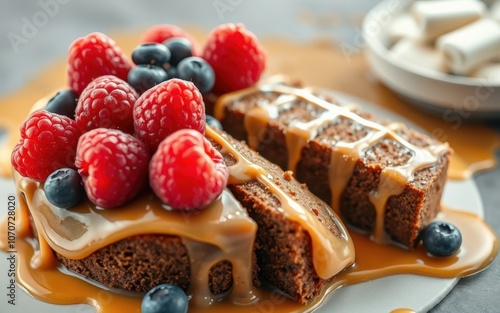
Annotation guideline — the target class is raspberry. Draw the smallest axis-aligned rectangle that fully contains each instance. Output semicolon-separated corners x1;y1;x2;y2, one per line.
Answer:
75;75;138;133
149;129;228;210
133;78;206;152
75;128;150;208
202;23;266;94
68;32;133;95
139;24;201;55
11;110;82;181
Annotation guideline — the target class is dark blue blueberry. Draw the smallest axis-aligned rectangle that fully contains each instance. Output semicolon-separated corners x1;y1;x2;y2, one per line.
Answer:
206;115;222;131
128;64;168;93
132;43;171;67
177;57;215;94
164;66;178;79
422;221;462;257
44;168;84;209
45;89;78;119
141;284;188;313
163;37;193;66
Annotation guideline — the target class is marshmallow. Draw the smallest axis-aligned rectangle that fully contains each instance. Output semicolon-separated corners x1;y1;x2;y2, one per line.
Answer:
390;38;448;73
472;63;500;82
412;0;486;41
437;19;500;75
386;14;420;45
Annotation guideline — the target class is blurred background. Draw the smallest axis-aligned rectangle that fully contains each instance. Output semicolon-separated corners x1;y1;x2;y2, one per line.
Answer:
0;0;382;94
0;1;499;312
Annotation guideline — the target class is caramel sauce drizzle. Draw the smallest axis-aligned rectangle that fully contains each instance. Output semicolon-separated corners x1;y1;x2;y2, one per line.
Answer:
19;172;260;307
0;200;497;313
0;98;355;312
216;77;449;243
209;128;354;280
0;92;498;313
0;31;498;313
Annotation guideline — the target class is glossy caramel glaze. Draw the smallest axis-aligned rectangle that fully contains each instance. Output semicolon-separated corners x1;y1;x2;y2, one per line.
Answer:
0;121;356;312
0;200;497;313
0;31;498;313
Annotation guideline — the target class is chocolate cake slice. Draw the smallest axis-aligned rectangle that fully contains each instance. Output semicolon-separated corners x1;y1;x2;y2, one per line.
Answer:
214;76;451;249
17;127;354;306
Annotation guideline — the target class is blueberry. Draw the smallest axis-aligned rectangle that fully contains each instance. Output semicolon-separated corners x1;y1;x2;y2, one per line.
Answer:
163;37;193;66
128;64;168;93
206;115;222;130
422;221;462;257
44;168;84;209
45;89;78;119
141;284;188;313
177;57;215;94
132;43;171;67
165;66;178;79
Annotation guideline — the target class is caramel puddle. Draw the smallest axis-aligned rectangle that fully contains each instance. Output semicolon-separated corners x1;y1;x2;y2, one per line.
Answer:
0;32;498;179
0;204;497;313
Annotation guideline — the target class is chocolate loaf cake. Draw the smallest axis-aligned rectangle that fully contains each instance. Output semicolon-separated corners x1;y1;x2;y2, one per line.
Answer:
17;127;354;306
214;76;451;249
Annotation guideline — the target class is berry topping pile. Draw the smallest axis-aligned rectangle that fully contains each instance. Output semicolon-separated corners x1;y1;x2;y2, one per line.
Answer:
149;129;229;210
12;22;266;211
141;284;188;313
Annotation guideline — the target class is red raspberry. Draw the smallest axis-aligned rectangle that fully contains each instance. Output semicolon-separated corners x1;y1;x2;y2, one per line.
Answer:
149;129;228;210
75;128;150;208
202;23;266;94
133;78;206;152
68;32;133;95
11;110;82;181
75;75;138;134
139;24;201;55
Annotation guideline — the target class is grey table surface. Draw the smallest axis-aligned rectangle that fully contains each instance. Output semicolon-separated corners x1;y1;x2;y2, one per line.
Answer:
0;0;498;312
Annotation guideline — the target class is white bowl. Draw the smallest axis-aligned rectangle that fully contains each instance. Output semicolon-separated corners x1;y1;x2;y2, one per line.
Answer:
362;0;500;119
